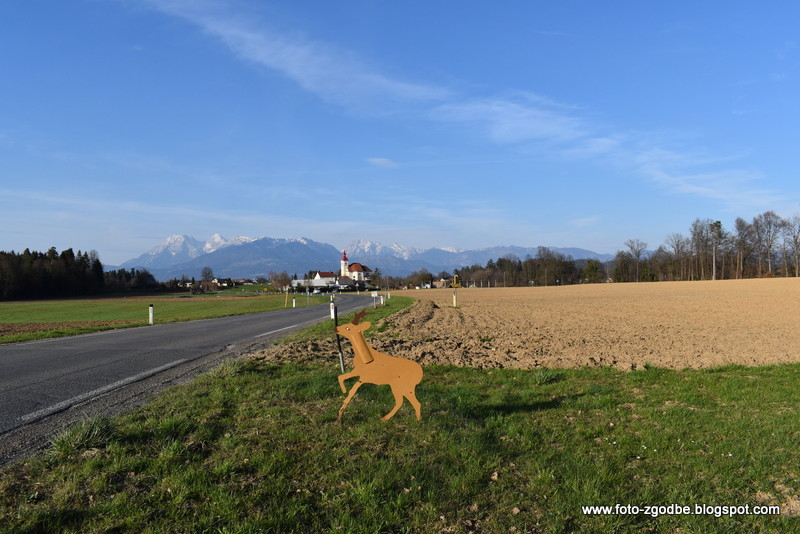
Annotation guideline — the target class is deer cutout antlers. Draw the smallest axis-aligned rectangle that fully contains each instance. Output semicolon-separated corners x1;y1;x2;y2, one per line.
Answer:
335;310;423;423
352;310;367;325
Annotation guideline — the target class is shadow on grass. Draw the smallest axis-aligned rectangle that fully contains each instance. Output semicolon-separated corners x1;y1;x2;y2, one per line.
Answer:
17;508;95;534
466;394;584;418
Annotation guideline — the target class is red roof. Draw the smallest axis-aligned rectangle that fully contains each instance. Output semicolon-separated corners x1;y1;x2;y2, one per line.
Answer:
317;271;336;277
341;250;348;261
348;262;371;272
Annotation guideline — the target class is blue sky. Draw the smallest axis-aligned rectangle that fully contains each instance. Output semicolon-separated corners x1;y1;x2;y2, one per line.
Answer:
2;1;799;265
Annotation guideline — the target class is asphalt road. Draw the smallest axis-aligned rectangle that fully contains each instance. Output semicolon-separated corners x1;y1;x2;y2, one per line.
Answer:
0;294;369;462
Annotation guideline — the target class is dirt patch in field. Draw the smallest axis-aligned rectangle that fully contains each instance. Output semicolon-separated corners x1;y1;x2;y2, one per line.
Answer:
252;279;800;370
0;321;138;336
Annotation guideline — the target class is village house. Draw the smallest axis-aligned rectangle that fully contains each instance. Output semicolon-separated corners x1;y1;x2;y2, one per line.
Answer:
314;271;338;288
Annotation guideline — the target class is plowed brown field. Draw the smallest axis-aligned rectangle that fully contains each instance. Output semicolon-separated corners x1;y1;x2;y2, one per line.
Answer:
256;278;800;370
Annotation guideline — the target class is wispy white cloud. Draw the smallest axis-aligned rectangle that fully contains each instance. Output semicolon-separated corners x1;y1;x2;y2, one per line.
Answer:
431;92;586;144
138;0;448;112
564;136;623;158
639;164;781;209
365;157;398;168
569;216;602;229
134;0;783;215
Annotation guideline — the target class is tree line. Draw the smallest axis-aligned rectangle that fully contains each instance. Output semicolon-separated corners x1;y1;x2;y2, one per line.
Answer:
615;210;800;282
450;247;581;287
0;247;163;300
377;210;800;288
0;248;105;300
368;248;582;289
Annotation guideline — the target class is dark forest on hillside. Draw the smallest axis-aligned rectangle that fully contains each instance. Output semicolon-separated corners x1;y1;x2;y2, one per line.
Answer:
0;248;158;300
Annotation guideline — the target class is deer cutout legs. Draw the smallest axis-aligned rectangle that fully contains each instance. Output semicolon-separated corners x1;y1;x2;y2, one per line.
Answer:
338;379;364;423
338;370;359;393
382;384;423;422
406;389;422;421
338;378;423;423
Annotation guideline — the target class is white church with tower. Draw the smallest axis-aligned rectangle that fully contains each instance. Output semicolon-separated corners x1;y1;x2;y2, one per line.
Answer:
291;249;373;291
340;250;371;283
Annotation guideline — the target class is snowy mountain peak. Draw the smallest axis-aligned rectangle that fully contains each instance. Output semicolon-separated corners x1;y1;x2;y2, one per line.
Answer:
203;234;228;253
345;239;422;260
226;235;258;247
152;234;202;255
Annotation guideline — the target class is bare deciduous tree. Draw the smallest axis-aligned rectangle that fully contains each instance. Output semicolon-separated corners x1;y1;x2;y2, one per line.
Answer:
753;211;784;274
624;239;648;282
785;214;800;277
665;233;691;281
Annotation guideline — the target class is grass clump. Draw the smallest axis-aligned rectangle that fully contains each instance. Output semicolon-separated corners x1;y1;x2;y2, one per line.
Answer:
47;417;116;459
2;359;800;533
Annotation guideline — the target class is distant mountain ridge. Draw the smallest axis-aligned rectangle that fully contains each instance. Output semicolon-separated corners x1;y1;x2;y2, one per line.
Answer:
120;234;614;280
120;234;256;270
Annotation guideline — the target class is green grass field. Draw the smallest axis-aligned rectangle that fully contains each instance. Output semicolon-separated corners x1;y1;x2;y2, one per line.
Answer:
1;297;799;532
0;292;331;343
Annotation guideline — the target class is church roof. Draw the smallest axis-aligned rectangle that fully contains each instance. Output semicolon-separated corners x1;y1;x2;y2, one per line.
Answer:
348;262;371;272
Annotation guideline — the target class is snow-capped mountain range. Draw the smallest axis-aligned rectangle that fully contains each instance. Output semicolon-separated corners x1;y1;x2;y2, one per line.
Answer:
119;235;614;280
121;234;257;269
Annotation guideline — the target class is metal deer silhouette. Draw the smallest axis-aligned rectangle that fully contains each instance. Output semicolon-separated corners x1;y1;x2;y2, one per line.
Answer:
334;310;423;422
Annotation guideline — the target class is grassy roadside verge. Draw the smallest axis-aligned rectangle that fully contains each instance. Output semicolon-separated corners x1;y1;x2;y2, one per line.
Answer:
279;295;415;344
2;298;799;532
0;293;330;344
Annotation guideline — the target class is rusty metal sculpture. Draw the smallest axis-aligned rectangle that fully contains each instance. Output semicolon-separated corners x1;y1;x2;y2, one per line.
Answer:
334;310;423;422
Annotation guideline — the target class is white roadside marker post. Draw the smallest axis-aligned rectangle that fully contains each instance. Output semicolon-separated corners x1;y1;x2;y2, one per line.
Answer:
148;304;154;325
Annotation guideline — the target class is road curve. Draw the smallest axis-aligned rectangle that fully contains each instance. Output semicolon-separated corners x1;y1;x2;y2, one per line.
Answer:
0;294;369;461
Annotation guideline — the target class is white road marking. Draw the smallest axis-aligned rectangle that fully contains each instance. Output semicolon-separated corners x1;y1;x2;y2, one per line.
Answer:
19;359;188;423
251;316;330;339
252;324;301;338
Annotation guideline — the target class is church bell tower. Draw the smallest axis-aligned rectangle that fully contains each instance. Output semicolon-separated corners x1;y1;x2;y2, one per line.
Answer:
340;250;349;277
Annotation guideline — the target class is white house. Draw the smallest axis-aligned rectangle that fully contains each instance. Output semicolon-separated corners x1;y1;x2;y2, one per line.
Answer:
314;271;338;288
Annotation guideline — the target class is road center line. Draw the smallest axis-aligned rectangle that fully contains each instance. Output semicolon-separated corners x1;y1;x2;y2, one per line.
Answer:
252;324;302;338
18;359;189;424
251;315;330;339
